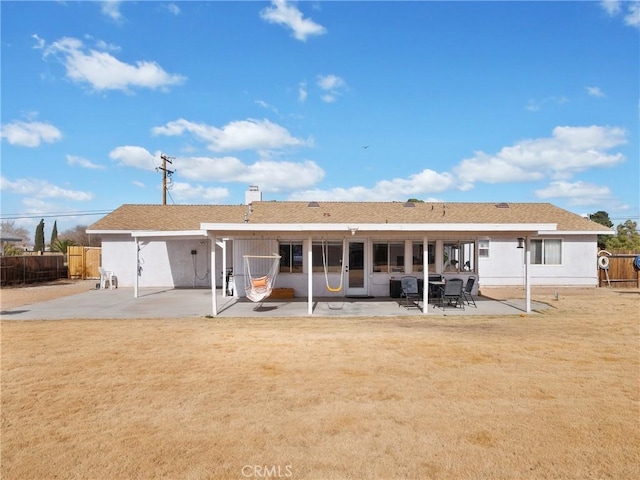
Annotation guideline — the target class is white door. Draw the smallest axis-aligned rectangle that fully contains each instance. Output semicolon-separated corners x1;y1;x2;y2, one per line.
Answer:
346;240;367;296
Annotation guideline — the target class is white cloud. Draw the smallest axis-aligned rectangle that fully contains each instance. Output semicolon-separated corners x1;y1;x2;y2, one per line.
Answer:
535;180;613;206
174;156;324;192
625;2;640;27
0;176;93;201
255;99;278;114
41;36;185;92
600;0;622;16
586;86;606;97
600;0;640;28
288;168;455;202
298;81;308;102
109;146;158;170
67;154;105;170
317;74;346;103
31;33;45;49
0;120;62;147
132;180;146;189
101;1;124;23
152;118;311;152
165;3;181;16
454;125;627;185
526;95;568;112
260;0;326;41
169;182;229;202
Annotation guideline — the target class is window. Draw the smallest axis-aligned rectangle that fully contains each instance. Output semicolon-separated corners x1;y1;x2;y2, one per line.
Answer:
311;241;343;273
478;238;490;258
279;241;303;273
412;242;436;272
373;241;404;273
443;241;476;272
531;239;562;265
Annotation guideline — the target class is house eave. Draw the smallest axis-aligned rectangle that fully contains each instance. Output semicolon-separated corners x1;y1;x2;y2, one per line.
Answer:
200;222;557;233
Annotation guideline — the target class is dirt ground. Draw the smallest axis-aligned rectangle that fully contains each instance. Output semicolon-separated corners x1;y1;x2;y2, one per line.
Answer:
1;282;639;479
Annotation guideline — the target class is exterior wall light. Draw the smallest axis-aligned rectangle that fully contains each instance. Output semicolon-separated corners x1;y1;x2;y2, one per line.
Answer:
517;237;525;249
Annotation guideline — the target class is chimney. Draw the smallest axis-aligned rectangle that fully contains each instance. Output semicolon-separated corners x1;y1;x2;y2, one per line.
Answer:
245;185;262;205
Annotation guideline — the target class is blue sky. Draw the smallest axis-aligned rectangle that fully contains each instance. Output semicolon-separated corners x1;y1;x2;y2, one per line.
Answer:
1;0;639;235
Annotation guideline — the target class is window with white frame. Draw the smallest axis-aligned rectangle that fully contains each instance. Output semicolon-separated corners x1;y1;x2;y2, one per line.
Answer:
278;241;303;273
443;241;477;272
478;238;490;258
373;241;405;273
412;242;436;272
531;239;562;265
311;241;343;273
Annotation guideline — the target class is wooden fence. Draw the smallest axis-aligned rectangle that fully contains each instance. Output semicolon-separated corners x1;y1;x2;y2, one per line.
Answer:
68;246;101;280
0;254;68;286
598;250;640;288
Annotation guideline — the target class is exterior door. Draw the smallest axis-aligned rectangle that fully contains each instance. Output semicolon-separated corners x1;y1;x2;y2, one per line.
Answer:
346;240;367;296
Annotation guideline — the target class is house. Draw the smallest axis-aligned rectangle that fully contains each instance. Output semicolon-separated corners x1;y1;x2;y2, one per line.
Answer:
87;188;612;315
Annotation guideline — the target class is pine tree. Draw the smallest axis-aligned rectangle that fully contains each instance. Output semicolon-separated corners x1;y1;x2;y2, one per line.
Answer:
50;220;58;248
34;219;45;253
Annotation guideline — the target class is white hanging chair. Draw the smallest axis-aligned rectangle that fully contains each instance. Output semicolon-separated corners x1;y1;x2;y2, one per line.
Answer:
243;254;281;302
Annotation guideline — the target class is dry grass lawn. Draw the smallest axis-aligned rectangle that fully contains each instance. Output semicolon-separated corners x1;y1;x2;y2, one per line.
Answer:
1;284;639;479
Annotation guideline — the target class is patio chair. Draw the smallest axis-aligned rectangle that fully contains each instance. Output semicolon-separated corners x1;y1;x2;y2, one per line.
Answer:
462;276;477;307
99;267;117;289
400;276;421;308
438;278;464;310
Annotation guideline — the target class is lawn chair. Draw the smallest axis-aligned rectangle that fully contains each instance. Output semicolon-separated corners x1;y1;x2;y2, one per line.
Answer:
438;278;464;310
99;267;117;289
400;276;421;308
462;276;477;307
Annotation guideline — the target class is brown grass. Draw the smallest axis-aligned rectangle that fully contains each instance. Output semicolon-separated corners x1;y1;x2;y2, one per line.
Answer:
1;286;639;479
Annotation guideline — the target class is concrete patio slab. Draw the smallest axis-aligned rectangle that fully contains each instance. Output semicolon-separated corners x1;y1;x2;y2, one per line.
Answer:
1;287;549;320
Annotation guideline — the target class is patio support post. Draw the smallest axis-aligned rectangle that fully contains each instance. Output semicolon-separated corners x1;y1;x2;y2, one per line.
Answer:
216;239;227;298
423;235;428;314
210;233;217;316
525;236;531;313
307;236;313;315
134;236;139;298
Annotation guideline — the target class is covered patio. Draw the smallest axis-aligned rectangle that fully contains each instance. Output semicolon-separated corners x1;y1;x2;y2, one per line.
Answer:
0;286;549;320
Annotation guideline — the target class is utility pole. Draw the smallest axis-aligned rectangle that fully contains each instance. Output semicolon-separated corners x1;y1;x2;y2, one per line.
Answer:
156;153;175;205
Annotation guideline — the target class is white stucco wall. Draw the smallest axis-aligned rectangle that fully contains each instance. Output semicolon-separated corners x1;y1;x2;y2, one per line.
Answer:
102;236;230;288
100;233;599;292
478;235;599;287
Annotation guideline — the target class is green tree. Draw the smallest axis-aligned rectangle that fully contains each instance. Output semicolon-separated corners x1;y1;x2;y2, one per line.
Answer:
589;210;614;249
51;238;76;254
50;220;58;248
605;220;640;251
34;219;45;253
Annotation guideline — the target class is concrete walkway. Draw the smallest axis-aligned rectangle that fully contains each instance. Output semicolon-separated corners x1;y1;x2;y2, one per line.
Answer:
0;287;549;320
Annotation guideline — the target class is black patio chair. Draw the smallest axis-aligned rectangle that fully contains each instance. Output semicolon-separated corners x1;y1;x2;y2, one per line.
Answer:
400;276;421;308
462;276;477;307
439;278;464;310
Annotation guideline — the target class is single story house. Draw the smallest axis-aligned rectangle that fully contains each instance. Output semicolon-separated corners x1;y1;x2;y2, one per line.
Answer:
87;187;612;315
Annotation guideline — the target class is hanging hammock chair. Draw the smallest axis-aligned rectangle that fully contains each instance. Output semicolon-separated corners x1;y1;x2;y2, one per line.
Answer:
322;239;345;293
243;254;281;303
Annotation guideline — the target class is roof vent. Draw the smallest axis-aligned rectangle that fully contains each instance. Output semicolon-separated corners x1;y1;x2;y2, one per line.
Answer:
495;202;510;208
403;201;416;208
307;201;320;208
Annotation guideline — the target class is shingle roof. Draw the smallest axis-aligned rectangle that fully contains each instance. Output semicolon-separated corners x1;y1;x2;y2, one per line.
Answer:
88;202;610;233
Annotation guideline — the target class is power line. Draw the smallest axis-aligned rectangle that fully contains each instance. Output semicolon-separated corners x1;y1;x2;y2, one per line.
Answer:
0;210;113;220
